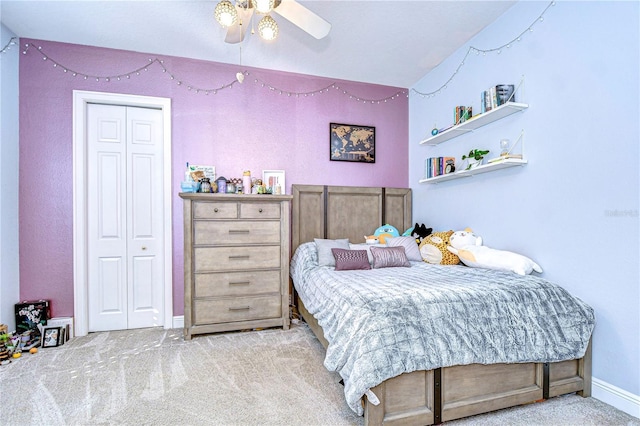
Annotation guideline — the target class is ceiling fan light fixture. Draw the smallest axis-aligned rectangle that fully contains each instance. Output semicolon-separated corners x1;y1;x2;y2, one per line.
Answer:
214;0;238;28
258;15;278;40
253;0;275;14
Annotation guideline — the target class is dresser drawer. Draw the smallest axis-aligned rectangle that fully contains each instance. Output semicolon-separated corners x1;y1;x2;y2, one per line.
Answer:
193;221;280;245
195;270;281;298
240;202;281;219
194;246;280;272
193;202;238;219
194;295;282;324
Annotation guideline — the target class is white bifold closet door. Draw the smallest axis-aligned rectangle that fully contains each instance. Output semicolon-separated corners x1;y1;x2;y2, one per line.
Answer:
87;104;164;332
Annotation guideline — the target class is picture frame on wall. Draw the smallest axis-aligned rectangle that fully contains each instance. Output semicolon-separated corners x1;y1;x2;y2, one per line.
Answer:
262;170;286;194
330;123;375;163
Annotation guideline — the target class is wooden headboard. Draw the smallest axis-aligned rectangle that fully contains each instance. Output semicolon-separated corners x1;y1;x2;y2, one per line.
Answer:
291;185;412;254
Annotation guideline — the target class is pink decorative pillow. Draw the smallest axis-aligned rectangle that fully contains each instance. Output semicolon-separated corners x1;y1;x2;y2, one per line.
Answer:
370;246;411;269
331;248;371;271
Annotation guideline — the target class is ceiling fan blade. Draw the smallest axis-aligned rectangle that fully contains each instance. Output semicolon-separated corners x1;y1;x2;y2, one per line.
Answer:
224;6;254;44
273;0;331;40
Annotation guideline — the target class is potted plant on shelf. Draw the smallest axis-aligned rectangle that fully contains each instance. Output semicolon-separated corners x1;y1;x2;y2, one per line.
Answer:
462;149;490;170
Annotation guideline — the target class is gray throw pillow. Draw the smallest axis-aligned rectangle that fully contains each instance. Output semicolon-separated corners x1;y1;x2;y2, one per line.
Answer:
314;238;350;266
385;236;422;262
349;243;386;264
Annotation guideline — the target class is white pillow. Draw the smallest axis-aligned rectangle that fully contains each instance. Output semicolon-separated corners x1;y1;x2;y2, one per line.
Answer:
385;236;422;262
349;243;386;264
314;238;350;266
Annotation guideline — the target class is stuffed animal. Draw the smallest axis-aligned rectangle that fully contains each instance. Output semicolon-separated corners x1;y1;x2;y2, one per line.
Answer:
364;235;379;244
372;224;400;244
419;230;460;265
409;223;432;244
447;228;543;275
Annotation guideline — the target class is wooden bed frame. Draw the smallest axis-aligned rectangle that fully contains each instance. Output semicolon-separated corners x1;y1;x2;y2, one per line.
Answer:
291;184;592;426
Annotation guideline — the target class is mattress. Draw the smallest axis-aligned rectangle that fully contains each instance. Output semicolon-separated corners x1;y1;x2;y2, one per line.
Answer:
290;242;595;415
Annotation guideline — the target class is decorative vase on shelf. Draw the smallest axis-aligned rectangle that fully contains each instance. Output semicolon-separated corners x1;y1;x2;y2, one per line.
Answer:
462;149;489;170
467;158;483;170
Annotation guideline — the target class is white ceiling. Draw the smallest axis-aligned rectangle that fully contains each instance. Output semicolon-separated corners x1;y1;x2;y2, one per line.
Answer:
1;0;516;88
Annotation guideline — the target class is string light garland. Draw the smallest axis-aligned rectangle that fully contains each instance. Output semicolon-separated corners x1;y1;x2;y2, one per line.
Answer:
21;42;405;103
18;1;552;103
251;75;406;103
411;1;555;98
1;37;18;54
21;43;242;93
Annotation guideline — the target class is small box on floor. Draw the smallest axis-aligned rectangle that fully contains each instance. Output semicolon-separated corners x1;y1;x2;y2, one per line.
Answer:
15;300;50;335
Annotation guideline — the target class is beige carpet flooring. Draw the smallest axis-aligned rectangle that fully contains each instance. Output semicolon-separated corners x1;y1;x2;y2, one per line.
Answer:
0;323;637;426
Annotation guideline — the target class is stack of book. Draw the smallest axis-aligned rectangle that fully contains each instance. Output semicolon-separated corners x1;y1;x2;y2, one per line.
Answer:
425;157;456;178
454;106;472;124
481;84;515;113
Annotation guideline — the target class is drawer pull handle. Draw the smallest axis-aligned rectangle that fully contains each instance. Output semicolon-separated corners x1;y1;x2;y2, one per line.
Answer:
229;229;250;234
259;208;263;213
229;255;250;261
214;208;219;213
229;281;251;286
229;306;250;311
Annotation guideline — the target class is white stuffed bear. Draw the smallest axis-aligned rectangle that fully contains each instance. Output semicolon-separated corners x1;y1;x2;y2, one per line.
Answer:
447;228;543;275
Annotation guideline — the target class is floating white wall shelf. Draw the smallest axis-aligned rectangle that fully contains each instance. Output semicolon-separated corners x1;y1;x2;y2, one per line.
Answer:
419;158;527;184
420;102;529;146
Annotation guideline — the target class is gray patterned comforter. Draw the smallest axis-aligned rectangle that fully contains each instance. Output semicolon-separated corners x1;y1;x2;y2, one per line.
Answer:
290;242;595;415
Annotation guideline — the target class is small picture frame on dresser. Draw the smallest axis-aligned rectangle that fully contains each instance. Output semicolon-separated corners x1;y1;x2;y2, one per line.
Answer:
262;170;285;194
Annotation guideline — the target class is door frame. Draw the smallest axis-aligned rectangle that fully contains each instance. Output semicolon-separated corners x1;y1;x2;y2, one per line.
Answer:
73;90;173;337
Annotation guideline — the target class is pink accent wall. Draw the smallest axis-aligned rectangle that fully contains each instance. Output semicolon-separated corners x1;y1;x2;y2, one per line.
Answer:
18;39;408;318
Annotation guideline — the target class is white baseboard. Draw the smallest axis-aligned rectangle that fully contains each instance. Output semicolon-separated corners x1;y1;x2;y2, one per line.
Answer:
593;377;640;419
172;315;184;330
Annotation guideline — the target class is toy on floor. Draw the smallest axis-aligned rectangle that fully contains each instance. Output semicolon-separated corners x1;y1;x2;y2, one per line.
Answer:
447;228;543;275
419;230;460;265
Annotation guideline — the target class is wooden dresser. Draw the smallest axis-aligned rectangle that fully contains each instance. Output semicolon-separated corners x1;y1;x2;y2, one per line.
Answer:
179;193;292;339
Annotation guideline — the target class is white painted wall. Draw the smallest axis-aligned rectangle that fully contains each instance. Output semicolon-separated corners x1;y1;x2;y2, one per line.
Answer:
409;0;639;415
0;23;20;331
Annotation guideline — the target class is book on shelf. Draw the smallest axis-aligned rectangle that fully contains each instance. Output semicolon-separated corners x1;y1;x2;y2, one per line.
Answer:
443;157;456;174
481;84;516;113
425;157;456;178
496;84;515;106
437;124;454;134
454;106;472;125
487;154;524;163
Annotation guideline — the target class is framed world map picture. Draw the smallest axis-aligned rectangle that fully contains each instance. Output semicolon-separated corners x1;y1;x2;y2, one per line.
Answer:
330;123;375;163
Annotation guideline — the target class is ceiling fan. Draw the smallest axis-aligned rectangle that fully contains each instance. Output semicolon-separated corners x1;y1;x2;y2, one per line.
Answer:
214;0;331;43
